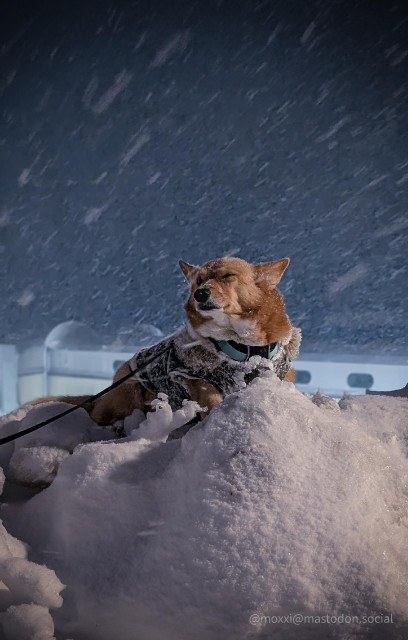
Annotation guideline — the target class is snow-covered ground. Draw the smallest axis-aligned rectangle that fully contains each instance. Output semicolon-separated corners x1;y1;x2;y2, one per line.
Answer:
0;371;407;639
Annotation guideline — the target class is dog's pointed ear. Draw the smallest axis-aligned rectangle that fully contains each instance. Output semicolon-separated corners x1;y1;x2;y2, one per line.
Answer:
254;257;290;285
179;260;199;282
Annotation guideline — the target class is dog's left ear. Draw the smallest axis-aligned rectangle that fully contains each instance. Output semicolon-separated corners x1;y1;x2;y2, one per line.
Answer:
254;257;290;285
179;260;199;282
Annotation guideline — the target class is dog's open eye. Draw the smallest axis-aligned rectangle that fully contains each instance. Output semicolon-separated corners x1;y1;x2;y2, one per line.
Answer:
222;273;235;280
196;276;203;285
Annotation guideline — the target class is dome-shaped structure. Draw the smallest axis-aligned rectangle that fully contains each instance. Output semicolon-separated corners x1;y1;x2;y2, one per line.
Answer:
108;323;164;350
45;321;100;350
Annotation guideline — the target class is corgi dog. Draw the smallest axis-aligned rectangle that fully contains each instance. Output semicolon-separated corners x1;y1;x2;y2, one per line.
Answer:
32;256;301;429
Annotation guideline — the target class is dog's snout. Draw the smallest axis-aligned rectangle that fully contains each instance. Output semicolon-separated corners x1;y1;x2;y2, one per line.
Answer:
194;287;210;303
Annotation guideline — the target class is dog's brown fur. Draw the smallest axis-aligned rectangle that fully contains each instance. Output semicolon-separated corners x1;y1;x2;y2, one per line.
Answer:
31;256;296;424
181;256;292;344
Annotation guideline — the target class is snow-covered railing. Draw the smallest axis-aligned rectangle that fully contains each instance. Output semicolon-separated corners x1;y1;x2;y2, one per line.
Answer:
1;338;408;414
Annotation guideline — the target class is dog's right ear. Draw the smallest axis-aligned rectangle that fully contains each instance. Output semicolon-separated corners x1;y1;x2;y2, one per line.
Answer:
254;257;290;285
179;260;199;282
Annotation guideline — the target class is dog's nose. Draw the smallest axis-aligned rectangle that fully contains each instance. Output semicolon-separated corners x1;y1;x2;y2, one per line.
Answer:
194;287;210;303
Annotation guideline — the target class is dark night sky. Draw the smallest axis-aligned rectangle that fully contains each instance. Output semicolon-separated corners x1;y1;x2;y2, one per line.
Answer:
1;0;407;354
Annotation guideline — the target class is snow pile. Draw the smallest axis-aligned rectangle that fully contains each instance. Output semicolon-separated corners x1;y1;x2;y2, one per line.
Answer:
131;392;203;441
0;402;115;487
1;371;406;639
1;604;56;640
0;371;408;640
0;469;64;639
0;558;63;609
0;407;31;473
0;403;109;639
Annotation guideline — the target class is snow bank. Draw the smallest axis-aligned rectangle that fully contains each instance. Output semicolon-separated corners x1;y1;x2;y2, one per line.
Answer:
1;604;55;640
0;405;89;638
0;558;63;609
0;402;115;487
3;371;407;640
0;516;64;639
0;523;27;564
0;407;31;471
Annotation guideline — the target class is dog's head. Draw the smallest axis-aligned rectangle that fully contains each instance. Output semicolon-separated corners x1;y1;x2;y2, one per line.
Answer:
179;256;292;345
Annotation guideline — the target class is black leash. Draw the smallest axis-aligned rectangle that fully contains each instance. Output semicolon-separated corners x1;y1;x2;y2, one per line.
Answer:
0;344;171;446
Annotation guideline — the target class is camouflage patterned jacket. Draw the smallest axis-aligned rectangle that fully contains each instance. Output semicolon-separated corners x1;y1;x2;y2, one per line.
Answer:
128;325;302;411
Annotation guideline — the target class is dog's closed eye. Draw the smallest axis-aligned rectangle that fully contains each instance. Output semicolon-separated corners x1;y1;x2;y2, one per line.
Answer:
222;273;235;280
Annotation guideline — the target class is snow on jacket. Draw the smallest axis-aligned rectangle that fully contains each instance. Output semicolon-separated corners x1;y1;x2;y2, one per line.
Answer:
128;325;302;411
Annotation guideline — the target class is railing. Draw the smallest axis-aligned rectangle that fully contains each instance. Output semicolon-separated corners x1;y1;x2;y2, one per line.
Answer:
1;344;407;414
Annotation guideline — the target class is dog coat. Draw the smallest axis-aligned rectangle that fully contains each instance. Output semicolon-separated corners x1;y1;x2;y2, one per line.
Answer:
129;325;302;411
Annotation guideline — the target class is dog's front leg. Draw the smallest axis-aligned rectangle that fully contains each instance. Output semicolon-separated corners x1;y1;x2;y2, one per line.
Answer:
91;361;145;425
186;379;223;420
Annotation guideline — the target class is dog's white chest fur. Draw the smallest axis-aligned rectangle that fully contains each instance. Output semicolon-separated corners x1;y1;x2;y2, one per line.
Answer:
195;308;258;344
